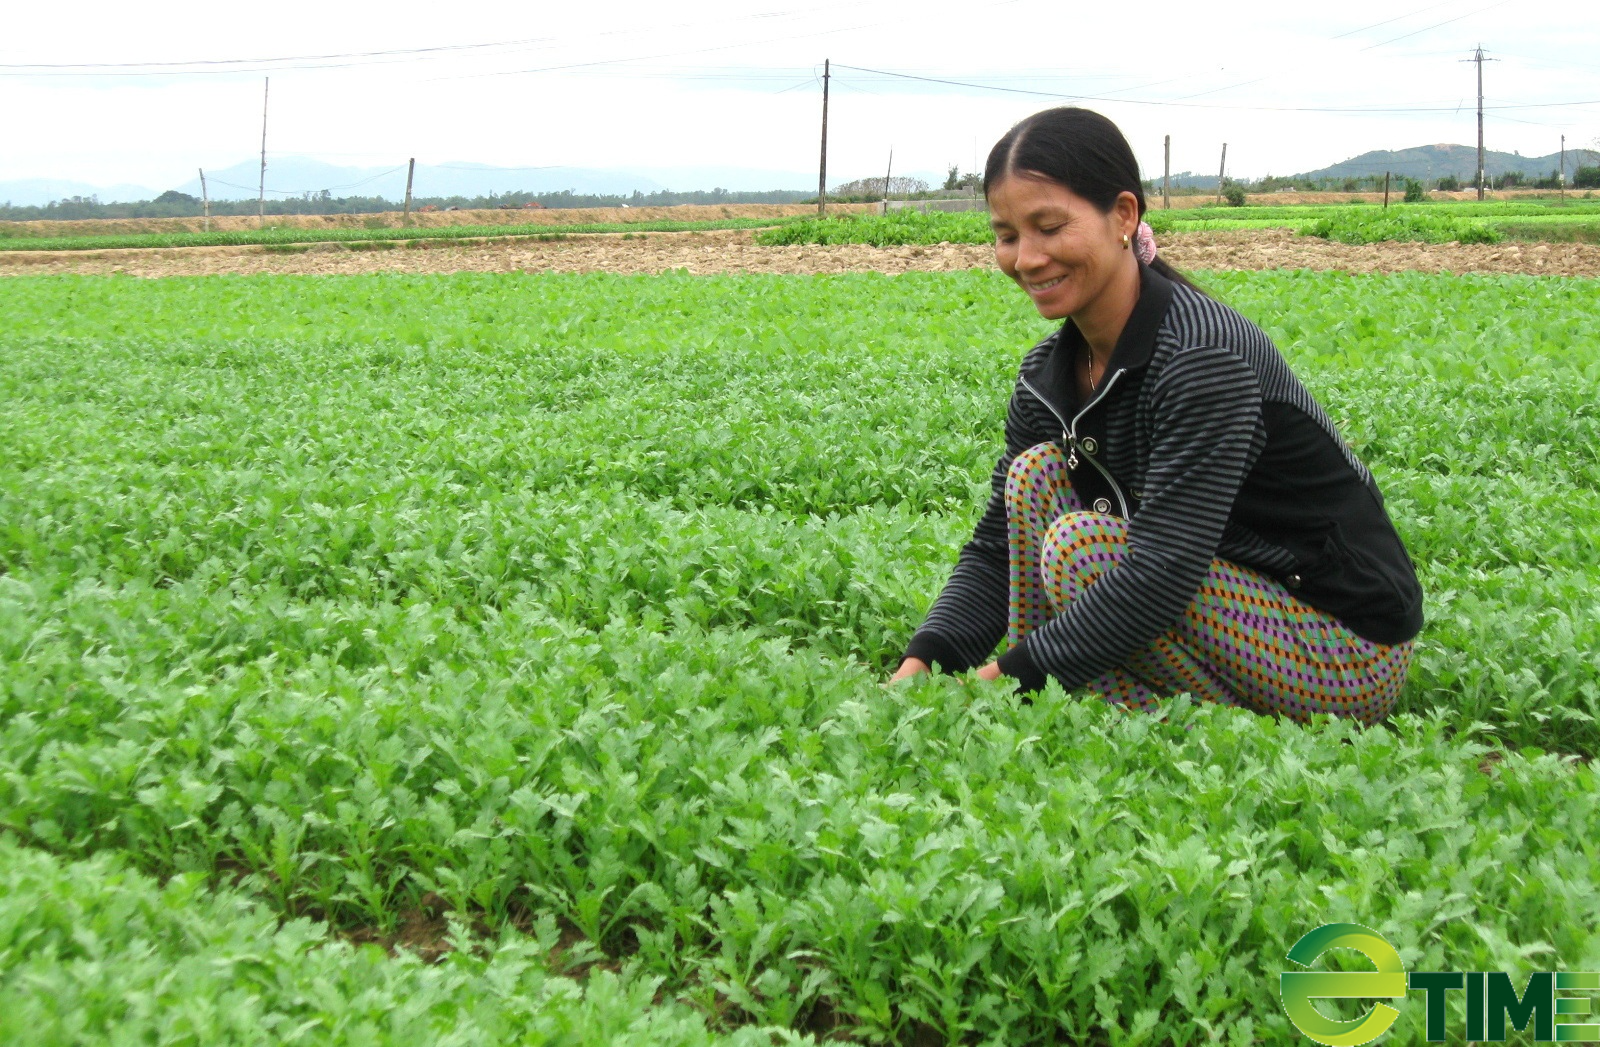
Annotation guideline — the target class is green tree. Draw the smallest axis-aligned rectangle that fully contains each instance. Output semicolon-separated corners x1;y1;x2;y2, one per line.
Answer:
1403;179;1424;203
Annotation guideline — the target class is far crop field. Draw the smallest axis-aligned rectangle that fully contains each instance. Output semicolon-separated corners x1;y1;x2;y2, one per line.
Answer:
2;267;1598;1045
761;200;1600;247
5;197;1600;253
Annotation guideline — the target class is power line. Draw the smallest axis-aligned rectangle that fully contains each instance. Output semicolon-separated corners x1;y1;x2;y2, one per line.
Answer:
0;0;901;77
831;63;1600;114
0;36;555;70
1331;0;1458;40
209;165;406;197
432;14;905;83
1358;0;1514;51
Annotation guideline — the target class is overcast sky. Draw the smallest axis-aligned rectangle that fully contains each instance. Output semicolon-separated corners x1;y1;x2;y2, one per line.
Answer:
3;0;1596;193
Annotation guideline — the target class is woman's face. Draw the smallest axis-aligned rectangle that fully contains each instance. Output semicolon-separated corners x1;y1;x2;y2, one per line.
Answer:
988;175;1140;321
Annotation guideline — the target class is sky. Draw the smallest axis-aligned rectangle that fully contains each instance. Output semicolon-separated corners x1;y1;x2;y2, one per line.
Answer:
2;0;1596;195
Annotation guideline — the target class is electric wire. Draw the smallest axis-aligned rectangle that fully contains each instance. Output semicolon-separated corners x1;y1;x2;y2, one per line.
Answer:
1358;0;1514;51
831;63;1600;114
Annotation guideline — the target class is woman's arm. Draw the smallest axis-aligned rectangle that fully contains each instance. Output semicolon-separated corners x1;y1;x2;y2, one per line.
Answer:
997;345;1265;689
901;371;1050;676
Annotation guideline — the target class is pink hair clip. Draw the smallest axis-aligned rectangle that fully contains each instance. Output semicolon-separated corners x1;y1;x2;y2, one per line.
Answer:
1134;221;1158;264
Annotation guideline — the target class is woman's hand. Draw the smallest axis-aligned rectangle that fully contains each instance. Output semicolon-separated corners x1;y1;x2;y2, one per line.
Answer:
889;657;930;683
889;659;1006;685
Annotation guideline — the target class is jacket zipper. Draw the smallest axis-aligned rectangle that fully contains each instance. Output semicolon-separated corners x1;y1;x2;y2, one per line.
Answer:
1019;369;1132;518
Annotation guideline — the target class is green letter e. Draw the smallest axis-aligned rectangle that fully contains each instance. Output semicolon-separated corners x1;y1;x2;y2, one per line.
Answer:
1280;923;1408;1046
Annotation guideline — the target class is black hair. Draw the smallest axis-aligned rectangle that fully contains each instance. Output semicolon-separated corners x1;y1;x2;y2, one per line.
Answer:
984;107;1203;294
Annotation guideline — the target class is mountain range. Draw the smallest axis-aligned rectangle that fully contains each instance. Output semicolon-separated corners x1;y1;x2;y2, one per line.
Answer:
5;145;1598;206
0;158;827;207
1292;144;1600;184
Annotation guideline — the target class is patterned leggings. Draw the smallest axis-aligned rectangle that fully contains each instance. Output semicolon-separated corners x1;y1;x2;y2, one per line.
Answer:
1005;442;1412;724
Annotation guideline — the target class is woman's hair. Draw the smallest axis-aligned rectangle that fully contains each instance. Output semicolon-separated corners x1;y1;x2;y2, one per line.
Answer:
984;107;1202;294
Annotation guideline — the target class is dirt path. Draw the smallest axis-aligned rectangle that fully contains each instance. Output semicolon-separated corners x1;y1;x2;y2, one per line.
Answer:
3;228;1597;279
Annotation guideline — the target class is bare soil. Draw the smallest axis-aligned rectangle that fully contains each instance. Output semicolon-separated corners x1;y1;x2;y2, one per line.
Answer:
0;203;871;240
1158;228;1600;277
4;227;1597;280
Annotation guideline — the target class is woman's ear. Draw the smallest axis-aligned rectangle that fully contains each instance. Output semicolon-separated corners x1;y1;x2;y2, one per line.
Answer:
1114;191;1141;239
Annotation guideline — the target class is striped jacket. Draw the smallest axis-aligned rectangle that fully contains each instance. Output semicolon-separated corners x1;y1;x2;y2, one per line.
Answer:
905;263;1424;690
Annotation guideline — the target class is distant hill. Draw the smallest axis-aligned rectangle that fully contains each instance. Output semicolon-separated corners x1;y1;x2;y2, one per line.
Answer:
0;177;163;208
1;159;821;208
1293;144;1600;184
169;158;673;202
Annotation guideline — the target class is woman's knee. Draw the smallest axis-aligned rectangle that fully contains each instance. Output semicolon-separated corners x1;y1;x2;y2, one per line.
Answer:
1041;510;1128;592
1005;442;1069;502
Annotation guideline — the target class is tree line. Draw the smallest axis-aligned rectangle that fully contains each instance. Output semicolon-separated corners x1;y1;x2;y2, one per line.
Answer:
0;187;816;222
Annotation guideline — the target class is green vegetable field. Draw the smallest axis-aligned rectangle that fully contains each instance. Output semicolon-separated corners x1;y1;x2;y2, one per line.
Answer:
0;217;789;253
2;269;1598;1045
759;202;1600;247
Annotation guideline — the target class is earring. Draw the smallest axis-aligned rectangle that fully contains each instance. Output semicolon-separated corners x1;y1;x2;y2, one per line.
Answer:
1122;233;1130;249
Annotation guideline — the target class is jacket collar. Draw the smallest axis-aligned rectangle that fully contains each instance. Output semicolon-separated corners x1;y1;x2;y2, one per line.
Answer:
1059;260;1174;374
1036;261;1175;415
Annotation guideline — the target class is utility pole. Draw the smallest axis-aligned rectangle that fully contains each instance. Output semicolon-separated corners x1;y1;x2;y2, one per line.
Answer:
1560;134;1566;203
198;168;210;232
817;59;830;216
1475;47;1485;200
1163;134;1171;210
1463;47;1496;201
403;158;416;225
258;76;270;227
882;147;893;215
1216;143;1227;204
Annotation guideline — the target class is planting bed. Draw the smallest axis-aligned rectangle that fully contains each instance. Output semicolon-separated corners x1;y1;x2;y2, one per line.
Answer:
2;269;1597;1045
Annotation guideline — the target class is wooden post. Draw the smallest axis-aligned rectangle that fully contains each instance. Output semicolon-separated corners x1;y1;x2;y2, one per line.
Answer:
882;148;893;215
403;158;416;225
198;168;210;232
1383;171;1391;208
1162;134;1171;210
1216;143;1227;204
817;59;830;216
258;76;269;228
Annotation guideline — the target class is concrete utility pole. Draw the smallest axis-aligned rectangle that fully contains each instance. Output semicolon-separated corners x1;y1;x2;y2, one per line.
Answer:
1475;47;1485;200
817;59;830;216
1163;134;1171;210
258;77;270;227
882;148;893;214
1560;134;1567;203
198;168;210;232
1464;47;1496;201
1216;143;1227;204
404;158;416;225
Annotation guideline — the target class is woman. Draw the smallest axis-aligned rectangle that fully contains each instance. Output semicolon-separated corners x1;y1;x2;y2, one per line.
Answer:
891;107;1422;724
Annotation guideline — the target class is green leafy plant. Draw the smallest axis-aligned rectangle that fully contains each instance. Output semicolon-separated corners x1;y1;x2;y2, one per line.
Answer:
1;268;1598;1045
1302;211;1502;244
